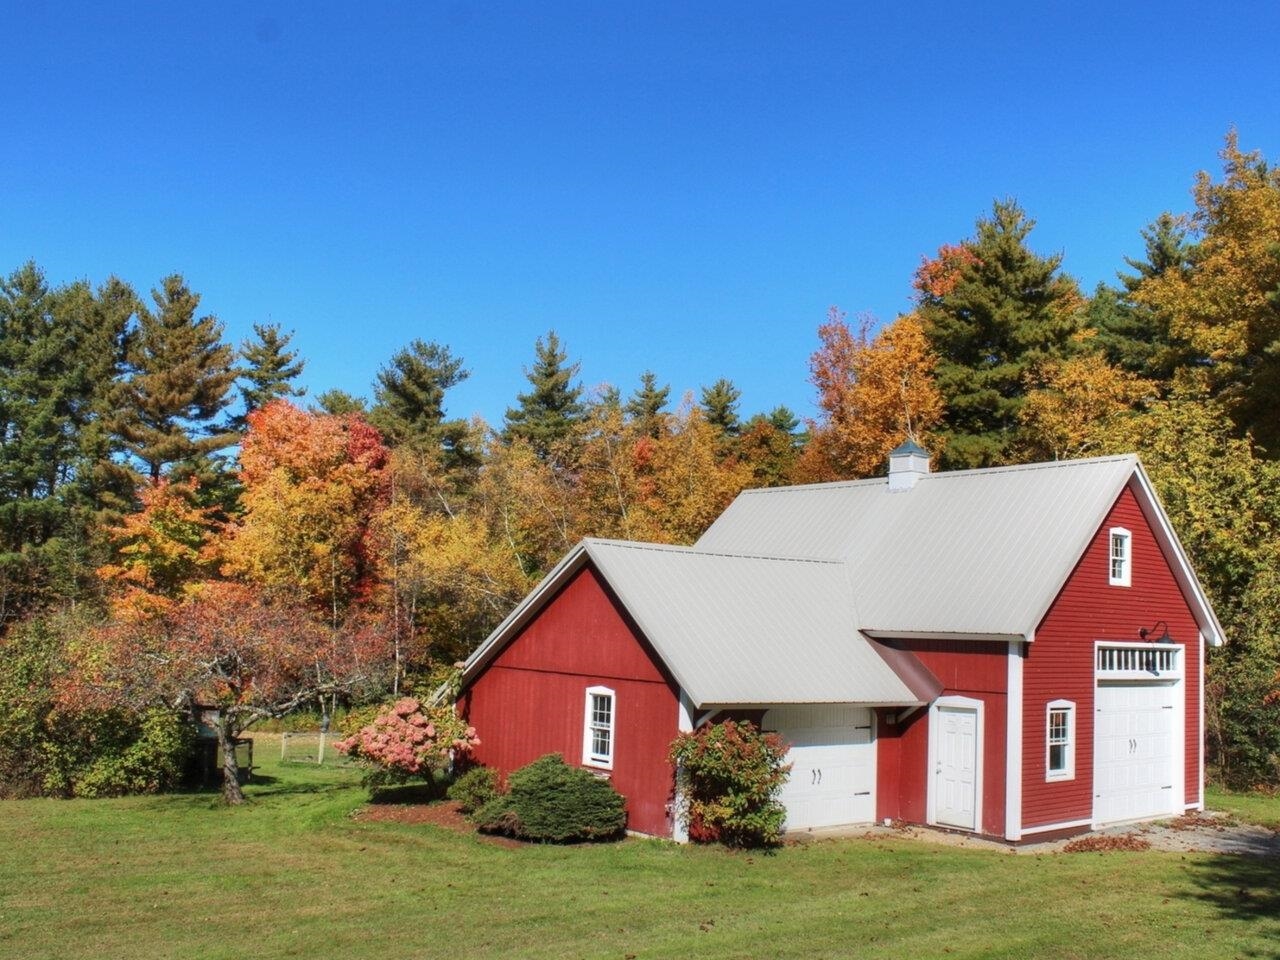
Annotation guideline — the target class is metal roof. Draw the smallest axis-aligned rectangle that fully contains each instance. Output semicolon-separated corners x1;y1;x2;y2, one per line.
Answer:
698;454;1223;643
463;454;1225;710
462;539;923;709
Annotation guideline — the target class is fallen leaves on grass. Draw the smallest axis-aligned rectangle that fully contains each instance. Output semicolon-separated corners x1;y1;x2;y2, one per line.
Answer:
1166;812;1228;832
1062;834;1152;853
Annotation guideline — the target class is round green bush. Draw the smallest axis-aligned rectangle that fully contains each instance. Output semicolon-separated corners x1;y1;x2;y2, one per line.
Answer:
447;766;500;815
473;753;626;842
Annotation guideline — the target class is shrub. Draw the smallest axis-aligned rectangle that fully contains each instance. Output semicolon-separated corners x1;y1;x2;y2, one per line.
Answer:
0;610;194;799
448;766;500;815
334;696;479;789
72;708;193;798
669;720;791;847
473;753;626;842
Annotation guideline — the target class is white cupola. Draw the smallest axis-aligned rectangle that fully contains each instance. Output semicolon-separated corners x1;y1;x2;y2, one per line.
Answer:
887;439;931;492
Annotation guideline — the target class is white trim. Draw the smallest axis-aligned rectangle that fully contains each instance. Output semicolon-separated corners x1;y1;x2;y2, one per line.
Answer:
1108;527;1132;586
1021;816;1092;836
926;695;984;833
1005;639;1024;841
1094;640;1183;680
1198;630;1205;810
582;685;616;770
1171;665;1186;819
1045;699;1076;782
672;689;695;843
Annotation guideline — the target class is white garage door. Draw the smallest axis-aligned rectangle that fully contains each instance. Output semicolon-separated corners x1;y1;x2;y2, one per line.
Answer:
765;705;876;831
1094;683;1176;825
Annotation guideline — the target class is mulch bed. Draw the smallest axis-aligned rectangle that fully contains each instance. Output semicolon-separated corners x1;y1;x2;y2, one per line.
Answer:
353;800;525;848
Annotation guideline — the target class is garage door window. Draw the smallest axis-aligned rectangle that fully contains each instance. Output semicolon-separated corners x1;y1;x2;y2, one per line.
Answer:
1046;700;1075;781
583;686;615;770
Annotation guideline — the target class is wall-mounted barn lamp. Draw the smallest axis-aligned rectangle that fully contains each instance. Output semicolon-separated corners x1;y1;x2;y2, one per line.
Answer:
1138;620;1174;644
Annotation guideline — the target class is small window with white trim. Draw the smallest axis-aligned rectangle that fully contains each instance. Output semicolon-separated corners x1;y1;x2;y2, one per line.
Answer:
1046;700;1075;781
583;686;615;769
1109;527;1131;586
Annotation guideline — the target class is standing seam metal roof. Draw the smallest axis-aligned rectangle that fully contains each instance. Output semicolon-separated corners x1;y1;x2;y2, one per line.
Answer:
463;454;1224;709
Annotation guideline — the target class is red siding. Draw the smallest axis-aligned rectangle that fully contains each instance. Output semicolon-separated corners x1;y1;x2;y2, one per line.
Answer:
876;640;1008;837
1023;482;1203;830
461;565;680;837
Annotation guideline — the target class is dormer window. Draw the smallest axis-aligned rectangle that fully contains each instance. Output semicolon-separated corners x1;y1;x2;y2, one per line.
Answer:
1109;528;1131;586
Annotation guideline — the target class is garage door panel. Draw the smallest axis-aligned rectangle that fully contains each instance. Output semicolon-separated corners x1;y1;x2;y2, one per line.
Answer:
1094;683;1176;825
766;705;876;830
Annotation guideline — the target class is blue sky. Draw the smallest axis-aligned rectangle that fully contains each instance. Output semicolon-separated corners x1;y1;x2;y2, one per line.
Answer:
3;2;1278;426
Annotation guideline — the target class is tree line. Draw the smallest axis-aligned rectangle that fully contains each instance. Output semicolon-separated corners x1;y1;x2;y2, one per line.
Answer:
0;132;1277;800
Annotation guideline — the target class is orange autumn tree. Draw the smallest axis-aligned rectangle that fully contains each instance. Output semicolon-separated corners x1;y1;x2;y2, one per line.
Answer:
223;400;390;625
802;307;944;480
97;477;223;613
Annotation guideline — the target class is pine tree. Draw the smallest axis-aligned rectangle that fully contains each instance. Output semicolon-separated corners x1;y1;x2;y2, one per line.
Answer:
918;199;1084;468
624;371;670;438
700;379;742;436
1092;213;1197;385
113;275;238;482
0;266;136;617
371;339;476;471
502;330;585;460
313;389;368;416
235;323;304;429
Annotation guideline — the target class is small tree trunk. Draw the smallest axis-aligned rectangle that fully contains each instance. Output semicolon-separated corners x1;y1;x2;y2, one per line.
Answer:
217;719;246;805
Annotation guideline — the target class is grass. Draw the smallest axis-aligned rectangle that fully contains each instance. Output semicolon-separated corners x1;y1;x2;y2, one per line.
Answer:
1206;783;1280;830
0;754;1277;960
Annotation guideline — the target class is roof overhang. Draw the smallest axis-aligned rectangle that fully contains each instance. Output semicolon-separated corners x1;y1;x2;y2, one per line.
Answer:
861;629;1026;644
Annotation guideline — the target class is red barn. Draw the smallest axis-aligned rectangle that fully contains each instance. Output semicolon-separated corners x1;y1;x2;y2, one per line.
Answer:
460;446;1224;841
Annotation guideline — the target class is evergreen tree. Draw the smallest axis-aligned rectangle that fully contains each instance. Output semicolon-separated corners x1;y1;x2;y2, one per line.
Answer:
235;323;304;429
371;339;476;470
700;378;741;436
502;330;585;459
918;199;1084;468
0;266;135;618
624;370;670;438
1092;214;1197;385
313;389;368;416
113;275;238;482
765;405;801;435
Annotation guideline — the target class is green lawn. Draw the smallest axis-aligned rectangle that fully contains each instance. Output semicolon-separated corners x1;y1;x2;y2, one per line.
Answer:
1207;783;1280;831
1;754;1277;960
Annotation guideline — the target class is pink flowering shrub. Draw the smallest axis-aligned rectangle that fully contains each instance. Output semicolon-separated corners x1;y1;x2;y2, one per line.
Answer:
335;696;479;786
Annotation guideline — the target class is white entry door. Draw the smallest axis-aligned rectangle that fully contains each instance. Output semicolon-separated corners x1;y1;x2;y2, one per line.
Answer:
1094;683;1176;825
933;704;978;830
766;705;876;830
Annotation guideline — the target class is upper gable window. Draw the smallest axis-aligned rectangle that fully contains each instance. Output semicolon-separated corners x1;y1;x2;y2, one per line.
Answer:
583;686;615;770
1109;528;1131;587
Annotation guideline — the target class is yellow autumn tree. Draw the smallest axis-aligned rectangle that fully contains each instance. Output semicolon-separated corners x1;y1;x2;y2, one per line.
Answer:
802;308;944;479
628;399;755;544
1019;333;1155;461
1132;132;1280;449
